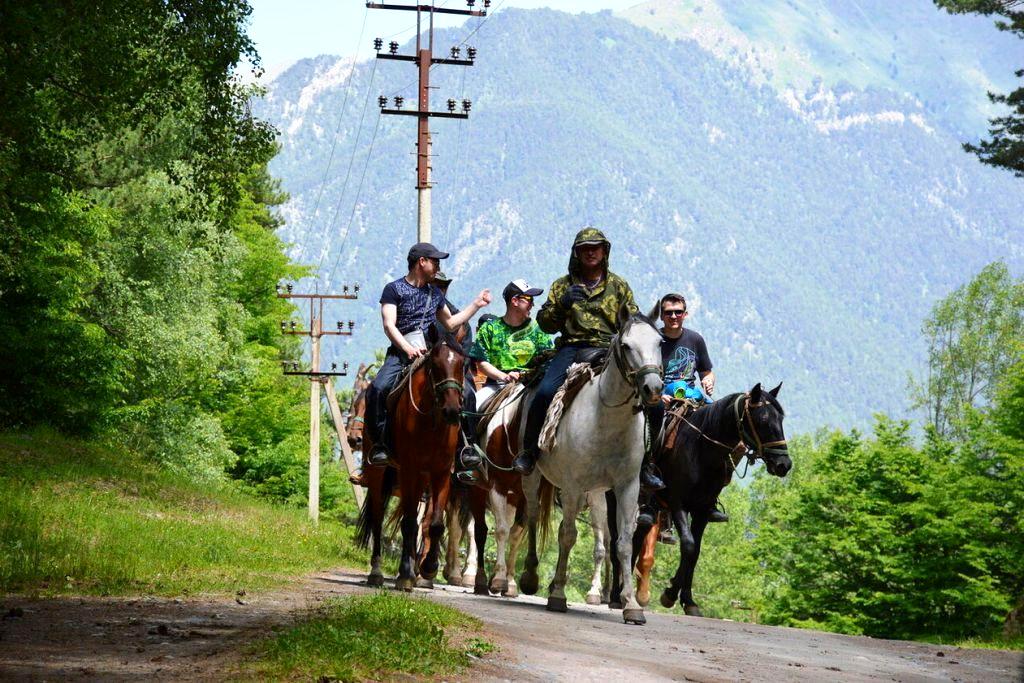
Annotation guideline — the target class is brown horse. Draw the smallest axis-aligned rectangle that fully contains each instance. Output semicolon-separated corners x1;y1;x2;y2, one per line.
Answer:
356;324;467;591
345;363;373;452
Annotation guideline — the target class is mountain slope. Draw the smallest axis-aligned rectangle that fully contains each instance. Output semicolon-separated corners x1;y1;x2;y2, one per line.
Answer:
254;5;1022;433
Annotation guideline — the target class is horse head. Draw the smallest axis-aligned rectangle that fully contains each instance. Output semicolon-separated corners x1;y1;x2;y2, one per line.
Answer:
425;322;466;425
346;387;367;449
742;382;791;477
614;303;665;407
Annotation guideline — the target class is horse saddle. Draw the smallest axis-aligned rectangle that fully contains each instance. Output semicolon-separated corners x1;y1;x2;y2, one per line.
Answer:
661;398;702;453
385;355;429;415
573;347;608;367
538;362;597;453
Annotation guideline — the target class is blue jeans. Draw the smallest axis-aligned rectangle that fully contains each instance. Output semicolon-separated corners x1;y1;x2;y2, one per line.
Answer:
523;344;589;453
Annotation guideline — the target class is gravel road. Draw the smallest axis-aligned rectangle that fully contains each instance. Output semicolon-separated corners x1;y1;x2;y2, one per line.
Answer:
2;568;1021;681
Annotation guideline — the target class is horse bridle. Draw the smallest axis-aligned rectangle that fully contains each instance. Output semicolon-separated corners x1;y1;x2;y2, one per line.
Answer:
675;393;788;469
600;318;663;410
734;394;788;460
408;342;465;416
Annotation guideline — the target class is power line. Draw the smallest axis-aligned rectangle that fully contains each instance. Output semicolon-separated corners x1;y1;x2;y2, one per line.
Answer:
309;6;369;275
316;57;378;283
325;111;384;288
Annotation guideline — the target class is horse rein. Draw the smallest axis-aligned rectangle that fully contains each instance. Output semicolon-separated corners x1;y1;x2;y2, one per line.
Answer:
674;393;788;471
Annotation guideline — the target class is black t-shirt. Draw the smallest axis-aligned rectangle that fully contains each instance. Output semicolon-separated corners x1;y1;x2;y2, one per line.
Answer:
379;278;446;347
661;328;712;388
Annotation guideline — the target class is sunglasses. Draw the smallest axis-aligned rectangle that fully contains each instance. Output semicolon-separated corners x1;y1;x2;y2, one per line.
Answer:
662;310;686;318
516;295;534;304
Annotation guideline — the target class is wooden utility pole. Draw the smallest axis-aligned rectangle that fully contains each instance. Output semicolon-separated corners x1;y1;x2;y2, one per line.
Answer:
369;1;486;242
278;283;359;522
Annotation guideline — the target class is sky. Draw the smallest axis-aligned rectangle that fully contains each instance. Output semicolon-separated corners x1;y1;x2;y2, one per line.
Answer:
247;0;644;76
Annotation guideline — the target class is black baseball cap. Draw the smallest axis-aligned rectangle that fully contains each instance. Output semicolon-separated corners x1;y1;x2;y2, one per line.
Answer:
407;242;449;260
502;278;544;302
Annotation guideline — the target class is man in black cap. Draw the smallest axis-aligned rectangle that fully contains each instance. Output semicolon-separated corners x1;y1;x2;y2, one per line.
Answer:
364;242;491;468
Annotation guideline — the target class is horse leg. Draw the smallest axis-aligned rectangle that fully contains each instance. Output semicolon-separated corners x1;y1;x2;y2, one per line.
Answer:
418;471;452;589
679;513;709;617
489;489;511;595
660;506;693;610
635;518;659;608
443;495;464;586
503;505;525;598
519;474;541;596
462;516;478;588
472;491;489;595
586;492;607;606
613;479;645;625
547;492;583;613
605;490;623;609
395;480;421;592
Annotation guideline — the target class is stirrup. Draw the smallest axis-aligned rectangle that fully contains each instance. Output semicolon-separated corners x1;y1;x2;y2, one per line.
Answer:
366;444;391;468
640;466;665;492
637;509;655;526
458;443;483;470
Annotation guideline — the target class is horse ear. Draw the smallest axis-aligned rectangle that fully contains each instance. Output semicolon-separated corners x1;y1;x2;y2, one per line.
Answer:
749;382;763;401
616;301;632;330
454;322;468;346
769;381;782;398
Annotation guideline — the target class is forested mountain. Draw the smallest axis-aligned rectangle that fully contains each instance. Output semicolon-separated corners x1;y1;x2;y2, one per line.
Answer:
255;1;1023;433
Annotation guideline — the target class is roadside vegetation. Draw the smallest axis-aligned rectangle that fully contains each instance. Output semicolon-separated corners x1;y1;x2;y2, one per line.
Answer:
0;430;364;596
246;592;492;681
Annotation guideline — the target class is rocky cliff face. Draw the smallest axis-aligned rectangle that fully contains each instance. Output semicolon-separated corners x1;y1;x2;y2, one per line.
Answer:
253;3;1022;433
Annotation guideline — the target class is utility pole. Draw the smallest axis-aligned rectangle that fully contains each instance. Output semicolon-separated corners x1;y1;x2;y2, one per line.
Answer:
369;0;487;242
278;282;359;522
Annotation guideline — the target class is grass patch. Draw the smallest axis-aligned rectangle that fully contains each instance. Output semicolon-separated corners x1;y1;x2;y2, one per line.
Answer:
247;592;489;681
0;429;366;596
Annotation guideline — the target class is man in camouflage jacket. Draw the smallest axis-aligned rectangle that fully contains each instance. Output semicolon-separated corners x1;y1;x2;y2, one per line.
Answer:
513;227;664;491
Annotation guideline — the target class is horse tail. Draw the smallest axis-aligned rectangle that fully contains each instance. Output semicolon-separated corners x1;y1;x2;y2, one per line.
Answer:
537;475;556;551
355;466;397;550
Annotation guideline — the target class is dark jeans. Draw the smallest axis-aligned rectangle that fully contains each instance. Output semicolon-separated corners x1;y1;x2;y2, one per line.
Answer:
365;351;408;447
365;349;478;451
523;344;589;453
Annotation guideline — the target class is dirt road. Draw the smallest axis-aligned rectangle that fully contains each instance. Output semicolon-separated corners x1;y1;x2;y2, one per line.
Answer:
2;568;1021;681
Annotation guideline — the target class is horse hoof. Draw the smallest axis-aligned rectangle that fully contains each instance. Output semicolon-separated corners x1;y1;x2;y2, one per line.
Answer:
473;585;490;596
660;591;677;609
683;604;703;617
489;577;509;595
585;594;602;606
623;608;646;625
502;586;519;599
414;577;434;590
367;573;385;588
461;574;477;589
547;596;568;613
445;572;462;586
395;577;414;592
607;601;623;610
518;573;539;596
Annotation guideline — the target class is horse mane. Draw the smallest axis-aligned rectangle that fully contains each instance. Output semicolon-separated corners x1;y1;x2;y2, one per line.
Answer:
429;321;467;356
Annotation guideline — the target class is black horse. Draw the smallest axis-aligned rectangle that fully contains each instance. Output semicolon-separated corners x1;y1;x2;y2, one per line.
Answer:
608;382;792;617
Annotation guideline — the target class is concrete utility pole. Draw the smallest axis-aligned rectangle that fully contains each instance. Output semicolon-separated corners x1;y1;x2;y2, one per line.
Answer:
369;0;486;242
278;284;359;522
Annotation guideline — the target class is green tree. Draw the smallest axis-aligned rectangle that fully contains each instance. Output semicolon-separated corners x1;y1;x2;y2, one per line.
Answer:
935;0;1024;175
910;262;1024;437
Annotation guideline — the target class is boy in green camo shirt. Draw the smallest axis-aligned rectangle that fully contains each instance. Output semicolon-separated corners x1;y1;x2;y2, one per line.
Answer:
469;279;554;410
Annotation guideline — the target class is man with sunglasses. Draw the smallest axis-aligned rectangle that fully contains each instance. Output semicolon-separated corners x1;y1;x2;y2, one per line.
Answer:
647;292;727;524
512;227;664;492
364;242;491;469
469;279;554;410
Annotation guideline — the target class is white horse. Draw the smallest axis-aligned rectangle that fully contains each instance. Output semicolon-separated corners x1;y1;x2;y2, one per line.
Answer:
520;307;663;624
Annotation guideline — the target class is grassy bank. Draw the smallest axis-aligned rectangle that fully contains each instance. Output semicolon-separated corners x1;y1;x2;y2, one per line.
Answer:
247;592;493;680
0;430;365;596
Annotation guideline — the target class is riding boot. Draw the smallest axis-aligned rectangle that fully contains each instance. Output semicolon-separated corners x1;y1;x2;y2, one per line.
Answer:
640;454;665;492
637;490;656;527
708;498;729;523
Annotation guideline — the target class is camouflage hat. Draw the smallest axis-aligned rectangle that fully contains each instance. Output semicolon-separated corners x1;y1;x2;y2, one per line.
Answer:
572;227;610;248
